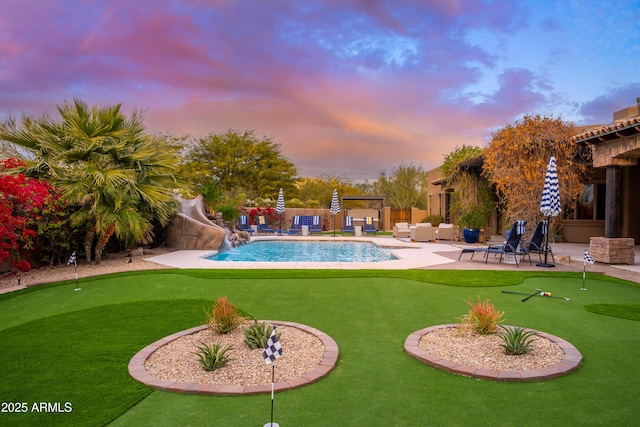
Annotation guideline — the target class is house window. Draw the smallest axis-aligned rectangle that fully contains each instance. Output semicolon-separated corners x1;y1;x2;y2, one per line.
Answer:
570;183;605;220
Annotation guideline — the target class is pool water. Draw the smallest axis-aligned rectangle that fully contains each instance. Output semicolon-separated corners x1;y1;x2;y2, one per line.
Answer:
207;240;397;262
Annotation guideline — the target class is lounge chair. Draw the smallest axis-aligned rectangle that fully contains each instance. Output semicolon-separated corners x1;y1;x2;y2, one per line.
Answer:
257;215;275;234
524;220;554;263
310;215;323;234
392;222;411;238
287;216;302;234
342;216;355;235
458;221;529;264
363;217;376;235
484;220;530;266
410;223;435;242
238;215;255;234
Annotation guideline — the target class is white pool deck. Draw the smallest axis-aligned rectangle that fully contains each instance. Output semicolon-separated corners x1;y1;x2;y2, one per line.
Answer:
146;234;640;276
147;235;458;270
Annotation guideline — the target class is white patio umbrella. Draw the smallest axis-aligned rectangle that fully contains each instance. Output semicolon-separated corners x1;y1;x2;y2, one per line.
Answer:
276;188;285;235
330;189;341;237
538;156;561;267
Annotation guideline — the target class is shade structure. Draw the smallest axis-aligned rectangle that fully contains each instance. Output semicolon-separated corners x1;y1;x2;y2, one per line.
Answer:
538;156;561;267
330;189;340;236
276;188;285;234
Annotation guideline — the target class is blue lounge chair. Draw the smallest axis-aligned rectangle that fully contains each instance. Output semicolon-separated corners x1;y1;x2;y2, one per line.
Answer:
238;215;255;234
363;216;376;235
257;215;275;234
484;220;530;266
287;216;302;234
342;216;355;235
524;220;554;263
310;215;323;234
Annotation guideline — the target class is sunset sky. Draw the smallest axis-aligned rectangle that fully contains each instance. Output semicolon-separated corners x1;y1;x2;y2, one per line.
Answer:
1;0;638;180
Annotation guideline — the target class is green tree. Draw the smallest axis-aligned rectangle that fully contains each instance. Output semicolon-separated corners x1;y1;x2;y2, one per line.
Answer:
374;164;428;209
182;130;298;201
295;175;362;208
440;145;493;229
0;99;181;263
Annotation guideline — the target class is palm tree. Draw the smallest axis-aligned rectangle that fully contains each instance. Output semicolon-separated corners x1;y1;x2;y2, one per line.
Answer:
0;99;181;263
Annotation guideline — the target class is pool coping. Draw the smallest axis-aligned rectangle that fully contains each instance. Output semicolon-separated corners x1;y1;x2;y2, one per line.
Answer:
128;320;339;395
146;236;461;270
403;324;583;381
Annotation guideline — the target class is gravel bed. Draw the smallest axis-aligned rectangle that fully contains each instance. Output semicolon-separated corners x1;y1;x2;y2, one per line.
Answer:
418;327;564;371
144;322;324;386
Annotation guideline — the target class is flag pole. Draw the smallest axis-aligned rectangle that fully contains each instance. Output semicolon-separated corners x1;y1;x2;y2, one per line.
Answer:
262;325;282;427
74;261;80;291
269;364;276;427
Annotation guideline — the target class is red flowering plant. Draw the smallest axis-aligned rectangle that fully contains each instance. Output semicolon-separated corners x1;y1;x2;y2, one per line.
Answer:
242;207;278;226
0;158;53;272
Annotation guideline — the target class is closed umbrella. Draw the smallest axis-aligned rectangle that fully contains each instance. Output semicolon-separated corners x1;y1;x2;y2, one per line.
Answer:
330;189;341;237
538;156;561;267
276;188;285;235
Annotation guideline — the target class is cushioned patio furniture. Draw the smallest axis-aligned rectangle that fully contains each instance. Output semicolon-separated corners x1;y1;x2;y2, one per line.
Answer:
257;215;275;234
287;216;302;234
436;223;456;240
342;216;355;235
363;217;377;235
310;215;323;234
392;222;411;238
238;215;255;234
410;223;435;242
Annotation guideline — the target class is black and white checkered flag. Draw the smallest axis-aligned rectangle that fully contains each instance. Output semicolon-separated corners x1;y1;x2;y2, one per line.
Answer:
67;251;77;265
262;326;282;364
584;250;595;264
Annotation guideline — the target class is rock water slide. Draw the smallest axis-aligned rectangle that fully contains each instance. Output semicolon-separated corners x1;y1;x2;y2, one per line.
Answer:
164;195;230;250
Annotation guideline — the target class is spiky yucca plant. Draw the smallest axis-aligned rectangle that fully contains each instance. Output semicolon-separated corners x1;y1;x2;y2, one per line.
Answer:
193;341;234;371
244;320;280;349
499;326;537;355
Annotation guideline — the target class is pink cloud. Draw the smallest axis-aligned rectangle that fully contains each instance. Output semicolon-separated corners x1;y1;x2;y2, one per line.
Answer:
1;0;634;179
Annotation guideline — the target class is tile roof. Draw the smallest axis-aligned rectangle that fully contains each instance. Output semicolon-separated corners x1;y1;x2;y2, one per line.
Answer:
572;116;640;144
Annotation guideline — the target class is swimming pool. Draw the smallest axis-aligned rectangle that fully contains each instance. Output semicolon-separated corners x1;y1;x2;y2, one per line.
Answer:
207;240;397;262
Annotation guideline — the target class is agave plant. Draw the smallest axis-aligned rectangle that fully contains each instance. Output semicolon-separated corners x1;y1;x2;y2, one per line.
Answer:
499;326;537;355
244;320;280;349
193;341;234;371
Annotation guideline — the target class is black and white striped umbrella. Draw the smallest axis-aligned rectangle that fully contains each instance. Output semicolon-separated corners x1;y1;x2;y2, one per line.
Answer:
330;188;340;236
276;188;285;214
538;156;560;267
330;189;340;215
276;188;285;234
540;156;561;217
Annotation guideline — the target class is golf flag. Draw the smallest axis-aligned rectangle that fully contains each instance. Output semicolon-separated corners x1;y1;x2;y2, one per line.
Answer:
262;326;283;364
584;250;595;264
67;251;77;265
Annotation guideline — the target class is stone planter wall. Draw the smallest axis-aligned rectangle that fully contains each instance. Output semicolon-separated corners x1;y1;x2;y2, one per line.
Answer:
589;237;635;264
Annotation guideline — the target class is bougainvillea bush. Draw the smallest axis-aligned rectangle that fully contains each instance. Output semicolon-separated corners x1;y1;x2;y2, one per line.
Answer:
242;207;278;226
0;158;77;271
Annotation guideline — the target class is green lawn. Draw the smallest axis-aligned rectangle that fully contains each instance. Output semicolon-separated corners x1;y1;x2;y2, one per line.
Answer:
0;269;638;426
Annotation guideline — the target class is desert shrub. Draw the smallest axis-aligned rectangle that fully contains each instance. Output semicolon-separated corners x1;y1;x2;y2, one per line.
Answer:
207;296;243;334
244;320;280;349
499;326;537;355
193;341;234;371
458;297;504;335
424;215;444;226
